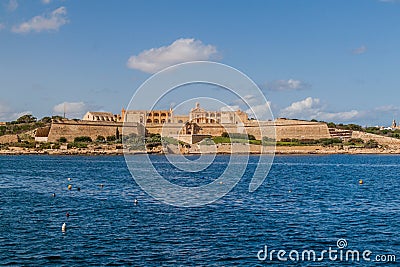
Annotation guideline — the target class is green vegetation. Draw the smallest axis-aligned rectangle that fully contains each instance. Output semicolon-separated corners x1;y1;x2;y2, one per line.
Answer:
16;114;37;124
213;132;259;144
261;137;343;147
74;136;92;143
221;132;256;140
58;137;67;143
67;142;88;149
0;115;53;137
106;135;116;142
144;133;181;148
199;138;214;145
212;136;261;145
364;139;379;148
96;135;106;142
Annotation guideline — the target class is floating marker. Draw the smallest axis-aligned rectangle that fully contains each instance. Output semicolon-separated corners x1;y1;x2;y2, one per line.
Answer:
52;193;56;197
67;185;72;190
359;179;364;185
77;187;81;191
100;184;104;188
68;178;71;181
62;223;66;232
134;199;138;205
66;212;70;218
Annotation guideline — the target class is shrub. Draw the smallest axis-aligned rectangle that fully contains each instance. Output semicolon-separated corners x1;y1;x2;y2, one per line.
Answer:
221;132;229;138
67;142;88;149
58;137;67;143
74;136;92;142
364;139;379;148
327;122;336;128
106;135;116;142
347;138;364;145
39;117;52;123
96;135;105;142
16;114;37;124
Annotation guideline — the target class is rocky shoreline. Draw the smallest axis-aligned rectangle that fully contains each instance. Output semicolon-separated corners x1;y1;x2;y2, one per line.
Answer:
1;144;400;155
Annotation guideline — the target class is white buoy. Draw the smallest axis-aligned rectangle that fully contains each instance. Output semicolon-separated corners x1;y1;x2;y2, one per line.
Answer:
134;199;138;205
62;222;67;232
68;178;71;181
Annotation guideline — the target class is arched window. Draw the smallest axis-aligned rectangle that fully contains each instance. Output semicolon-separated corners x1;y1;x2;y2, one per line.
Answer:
161;113;166;117
154;119;159;124
147;119;152;123
178;120;183;123
153;113;159;117
161;119;166;123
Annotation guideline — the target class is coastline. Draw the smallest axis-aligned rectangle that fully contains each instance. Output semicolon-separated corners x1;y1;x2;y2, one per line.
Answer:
1;145;400;155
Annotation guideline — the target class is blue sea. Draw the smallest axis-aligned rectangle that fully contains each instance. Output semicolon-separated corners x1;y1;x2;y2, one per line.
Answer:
0;155;398;266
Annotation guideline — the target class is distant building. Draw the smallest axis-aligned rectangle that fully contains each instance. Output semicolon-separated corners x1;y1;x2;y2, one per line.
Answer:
0;122;6;126
35;126;51;142
123;109;174;124
121;103;248;125
82;111;119;122
189;102;248;124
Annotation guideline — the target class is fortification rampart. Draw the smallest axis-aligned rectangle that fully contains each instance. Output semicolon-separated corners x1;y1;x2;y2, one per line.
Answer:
47;120;138;142
0;134;19;144
352;131;400;147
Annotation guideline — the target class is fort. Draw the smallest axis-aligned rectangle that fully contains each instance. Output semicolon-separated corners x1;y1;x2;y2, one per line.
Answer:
45;120;140;143
33;103;332;144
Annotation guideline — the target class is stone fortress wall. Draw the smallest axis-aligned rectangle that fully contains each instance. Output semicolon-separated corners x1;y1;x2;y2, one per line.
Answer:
144;118;330;141
36;103;331;143
47;120;139;142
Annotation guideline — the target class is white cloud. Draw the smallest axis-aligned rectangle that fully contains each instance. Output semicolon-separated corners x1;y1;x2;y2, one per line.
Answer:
53;102;89;119
280;97;360;122
41;0;52;4
0;103;32;122
6;0;18;12
12;6;68;33
265;79;310;91
246;102;273;121
352;45;367;55
127;38;219;73
375;105;400;112
220;105;240;112
230;94;274;120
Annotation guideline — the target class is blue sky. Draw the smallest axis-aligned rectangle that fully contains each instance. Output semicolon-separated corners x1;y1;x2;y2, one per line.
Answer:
1;0;400;126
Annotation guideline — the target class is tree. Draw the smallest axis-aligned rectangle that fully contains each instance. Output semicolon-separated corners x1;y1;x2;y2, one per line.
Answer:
106;135;116;142
365;139;379;148
16;114;37;124
52;115;64;121
96;135;105;142
327;122;336;128
58;137;67;143
116;127;120;140
39;117;52;123
74;136;92;142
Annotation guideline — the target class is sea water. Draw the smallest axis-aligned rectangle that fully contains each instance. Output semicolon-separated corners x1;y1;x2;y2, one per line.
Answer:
0;155;398;266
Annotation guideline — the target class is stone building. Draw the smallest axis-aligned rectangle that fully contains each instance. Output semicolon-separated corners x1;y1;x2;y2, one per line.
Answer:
189;102;248;124
122;108;176;124
83;111;120;122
